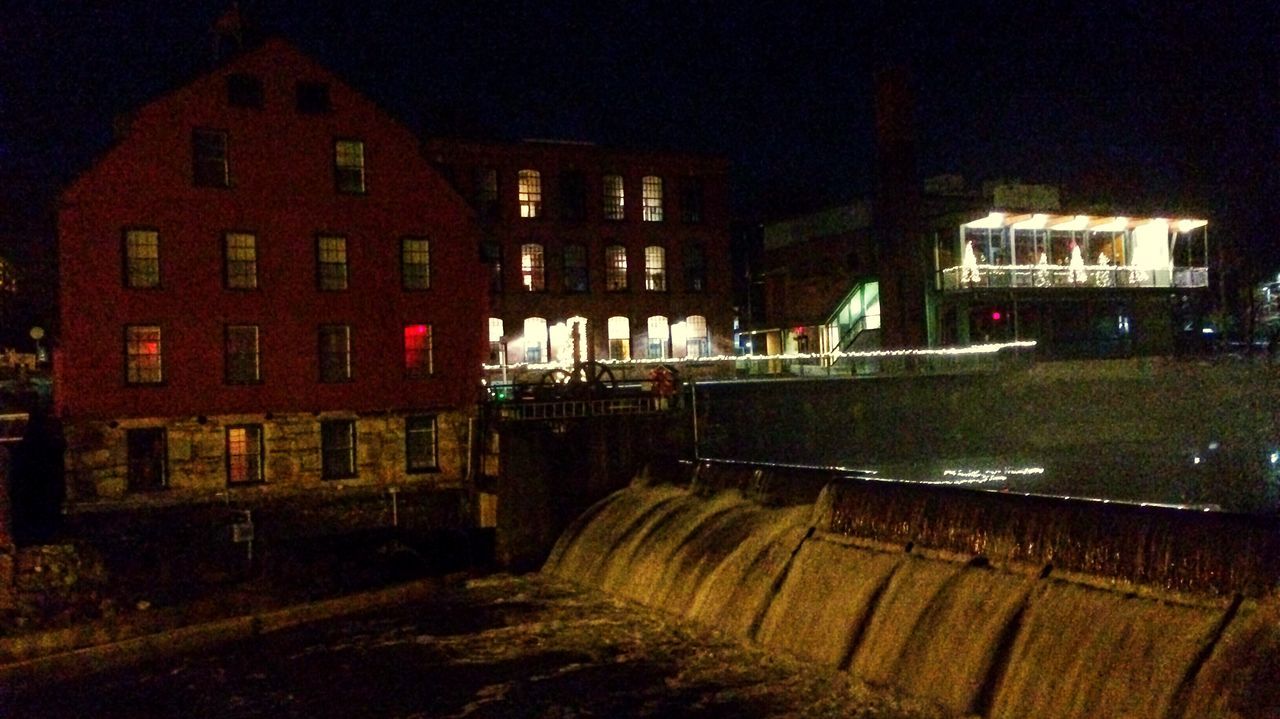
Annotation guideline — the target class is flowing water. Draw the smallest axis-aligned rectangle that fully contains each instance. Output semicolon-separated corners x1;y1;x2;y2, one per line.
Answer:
545;475;1279;718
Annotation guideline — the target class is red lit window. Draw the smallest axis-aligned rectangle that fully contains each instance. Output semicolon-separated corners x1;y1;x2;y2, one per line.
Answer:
404;324;433;378
125;325;162;384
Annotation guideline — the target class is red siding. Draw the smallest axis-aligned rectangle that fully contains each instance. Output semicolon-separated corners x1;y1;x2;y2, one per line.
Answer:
57;40;487;420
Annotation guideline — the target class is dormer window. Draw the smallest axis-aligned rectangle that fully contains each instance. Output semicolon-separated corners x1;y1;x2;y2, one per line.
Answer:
226;74;263;109
297;82;332;114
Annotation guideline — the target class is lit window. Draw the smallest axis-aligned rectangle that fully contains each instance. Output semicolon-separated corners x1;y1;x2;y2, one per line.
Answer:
405;415;438;473
523;317;547;363
318;324;351;382
124;229;160;288
193;129;229;188
224;232;257;289
404;324;433;379
320;420;356;480
520;243;545;291
642;176;663;221
334;139;365;193
225;324;260;384
607;316;631;360
603;174;625;220
226;74;263;109
401;237;430;290
684;243;707;292
518;169;542;218
125;325;162;384
489;317;505;364
685;315;709;358
296;81;331;113
681;178;704;223
476;168;499;219
126;428;167;491
647;315;669;359
317;235;348;290
563;244;589;292
605;244;628;291
644;246;667;291
226;425;264;484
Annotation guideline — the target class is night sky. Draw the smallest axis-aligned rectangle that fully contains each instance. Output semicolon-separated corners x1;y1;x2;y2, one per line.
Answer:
1;1;1276;304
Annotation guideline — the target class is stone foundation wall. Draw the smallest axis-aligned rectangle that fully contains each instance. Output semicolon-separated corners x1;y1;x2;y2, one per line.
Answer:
63;409;474;506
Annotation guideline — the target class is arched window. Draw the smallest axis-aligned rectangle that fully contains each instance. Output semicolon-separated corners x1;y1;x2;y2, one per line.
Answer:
523;317;548;363
647;315;669;359
520;243;545;291
603;174;625;220
518;169;542;218
607;316;631;360
685;315;709;358
644;245;666;291
605;244;628;291
642;176;663;221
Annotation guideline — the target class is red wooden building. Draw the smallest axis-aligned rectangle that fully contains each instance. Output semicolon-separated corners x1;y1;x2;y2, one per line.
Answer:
57;39;487;504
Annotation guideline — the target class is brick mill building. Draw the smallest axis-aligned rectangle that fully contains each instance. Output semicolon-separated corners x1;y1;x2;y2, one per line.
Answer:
56;39;487;505
423;139;734;372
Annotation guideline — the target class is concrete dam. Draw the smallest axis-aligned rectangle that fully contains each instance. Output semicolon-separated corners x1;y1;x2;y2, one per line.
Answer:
543;461;1280;719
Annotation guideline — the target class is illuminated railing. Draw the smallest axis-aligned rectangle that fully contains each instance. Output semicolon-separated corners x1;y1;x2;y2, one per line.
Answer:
483;341;1037;387
940;265;1209;292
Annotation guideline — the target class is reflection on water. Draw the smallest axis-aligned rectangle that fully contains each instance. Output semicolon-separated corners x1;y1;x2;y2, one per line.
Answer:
821;442;1280;514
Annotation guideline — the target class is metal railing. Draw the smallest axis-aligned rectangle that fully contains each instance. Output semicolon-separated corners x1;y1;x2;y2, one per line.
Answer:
490;395;667;421
941;265;1209;292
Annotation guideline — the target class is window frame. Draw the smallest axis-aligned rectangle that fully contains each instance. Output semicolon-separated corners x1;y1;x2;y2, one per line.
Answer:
644;245;667;292
642;176;664;222
223;230;258;290
316;234;349;291
334;138;366;194
318;324;352;383
225;424;265;485
192;128;229;188
476;167;499;220
224;324;261;385
518;169;542;219
403;323;434;379
605;244;628;292
320;419;357;480
405;415;439;474
520;243;546;292
124;324;163;385
681;177;705;224
562;243;589;293
558;171;587;221
684;242;708;292
603;174;625;221
126;427;168;492
122;227;161;289
401;237;431;290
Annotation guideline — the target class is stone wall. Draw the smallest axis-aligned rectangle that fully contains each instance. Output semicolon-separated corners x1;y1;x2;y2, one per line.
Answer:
63;409;474;506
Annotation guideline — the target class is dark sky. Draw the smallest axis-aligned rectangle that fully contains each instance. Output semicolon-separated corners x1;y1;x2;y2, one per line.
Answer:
2;1;1276;260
